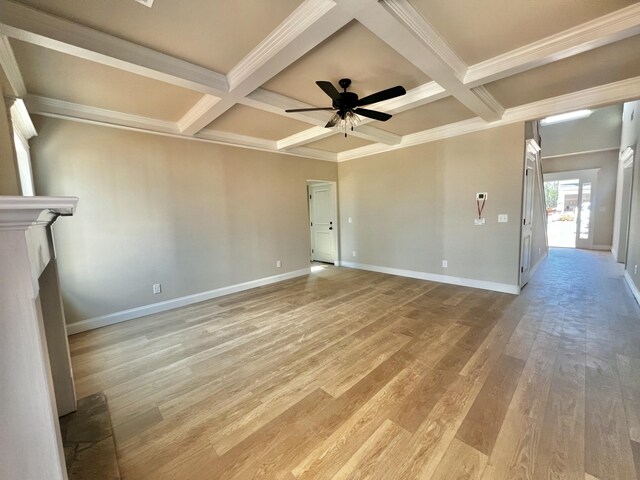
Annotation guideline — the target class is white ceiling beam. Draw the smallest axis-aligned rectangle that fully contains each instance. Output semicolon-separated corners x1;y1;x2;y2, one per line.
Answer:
337;75;640;162
0;0;228;96
464;3;640;87
0;33;26;97
358;0;504;122
178;0;349;135
277;127;334;150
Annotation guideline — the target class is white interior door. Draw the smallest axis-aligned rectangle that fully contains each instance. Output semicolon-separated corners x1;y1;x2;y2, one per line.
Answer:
308;183;335;263
520;142;537;288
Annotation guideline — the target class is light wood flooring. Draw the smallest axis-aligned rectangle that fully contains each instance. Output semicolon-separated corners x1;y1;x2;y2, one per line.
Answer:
69;249;640;479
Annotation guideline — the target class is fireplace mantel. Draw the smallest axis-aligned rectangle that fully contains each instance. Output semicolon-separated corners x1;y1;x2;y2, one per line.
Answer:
0;195;79;480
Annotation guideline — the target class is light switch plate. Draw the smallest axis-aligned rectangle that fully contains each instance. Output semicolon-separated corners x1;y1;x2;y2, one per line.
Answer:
498;214;508;223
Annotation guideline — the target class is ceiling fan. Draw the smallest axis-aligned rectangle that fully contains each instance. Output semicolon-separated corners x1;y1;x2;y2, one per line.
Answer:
284;79;406;137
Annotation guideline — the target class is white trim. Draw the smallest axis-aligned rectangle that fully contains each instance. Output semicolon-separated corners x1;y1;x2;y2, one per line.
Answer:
624;270;640;307
338;261;520;294
0;33;26;96
591;244;612;251
25;95;179;133
66;267;312;335
621;146;635;168
0;0;229;95
541;147;619;160
177;95;220;133
278;127;334;150
196;128;277;151
9;98;37;141
611;246;619;260
464;3;640;87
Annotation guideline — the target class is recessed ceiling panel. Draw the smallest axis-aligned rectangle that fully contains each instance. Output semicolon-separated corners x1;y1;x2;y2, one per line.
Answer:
485;35;640;108
13;0;304;73
11;40;202;121
377;97;475;135
262;21;431;107
411;0;637;65
204;105;312;140
306;134;372;153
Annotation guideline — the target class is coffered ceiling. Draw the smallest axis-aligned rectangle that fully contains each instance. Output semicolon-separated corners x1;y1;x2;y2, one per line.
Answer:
1;0;640;162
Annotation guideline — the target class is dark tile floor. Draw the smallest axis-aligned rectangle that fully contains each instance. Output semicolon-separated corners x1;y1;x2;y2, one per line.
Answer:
60;392;120;480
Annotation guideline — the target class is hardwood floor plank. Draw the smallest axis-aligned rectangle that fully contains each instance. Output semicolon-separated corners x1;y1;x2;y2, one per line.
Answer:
456;353;525;456
431;437;488;480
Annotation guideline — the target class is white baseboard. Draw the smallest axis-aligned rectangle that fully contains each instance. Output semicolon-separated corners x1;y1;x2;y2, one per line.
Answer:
338;261;520;295
66;268;311;335
592;244;612;251
624;270;640;307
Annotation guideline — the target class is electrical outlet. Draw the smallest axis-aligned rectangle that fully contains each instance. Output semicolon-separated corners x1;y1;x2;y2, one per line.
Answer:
152;283;161;294
352;250;357;257
474;218;486;225
348;217;352;223
635;265;638;275
276;260;282;268
442;260;448;268
498;214;508;223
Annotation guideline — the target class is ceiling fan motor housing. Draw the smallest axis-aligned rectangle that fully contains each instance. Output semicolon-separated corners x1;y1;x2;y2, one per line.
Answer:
333;92;359;112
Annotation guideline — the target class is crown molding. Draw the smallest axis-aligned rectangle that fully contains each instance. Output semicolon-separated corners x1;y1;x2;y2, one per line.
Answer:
374;81;448;113
284;145;337;162
227;0;337;90
464;3;640;87
25;95;179;134
0;33;25;97
0;0;228;95
195;128;277;151
502;76;640;123
541;147;619;160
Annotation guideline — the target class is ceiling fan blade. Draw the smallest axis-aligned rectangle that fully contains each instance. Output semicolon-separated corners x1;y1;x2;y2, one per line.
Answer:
285;107;335;113
357;86;406;106
355;108;392;122
316;81;341;101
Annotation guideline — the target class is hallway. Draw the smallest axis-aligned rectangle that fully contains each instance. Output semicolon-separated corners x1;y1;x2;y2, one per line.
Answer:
68;249;640;479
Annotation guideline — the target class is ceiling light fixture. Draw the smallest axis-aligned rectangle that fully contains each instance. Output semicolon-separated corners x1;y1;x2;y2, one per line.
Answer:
540;109;593;126
330;110;361;137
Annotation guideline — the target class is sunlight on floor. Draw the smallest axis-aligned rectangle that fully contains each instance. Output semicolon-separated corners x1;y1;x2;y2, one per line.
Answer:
311;265;328;273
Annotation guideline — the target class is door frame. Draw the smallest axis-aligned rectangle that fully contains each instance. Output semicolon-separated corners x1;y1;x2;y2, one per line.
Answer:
543;168;599;250
519;139;540;288
306;180;339;265
619;147;635;264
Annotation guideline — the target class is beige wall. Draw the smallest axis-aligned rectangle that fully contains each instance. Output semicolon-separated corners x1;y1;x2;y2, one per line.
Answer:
338;123;525;288
30;116;337;324
620;101;640;293
542;150;618;247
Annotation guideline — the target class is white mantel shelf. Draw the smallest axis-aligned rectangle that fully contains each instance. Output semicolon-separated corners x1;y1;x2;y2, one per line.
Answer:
0;195;79;480
0;195;78;229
